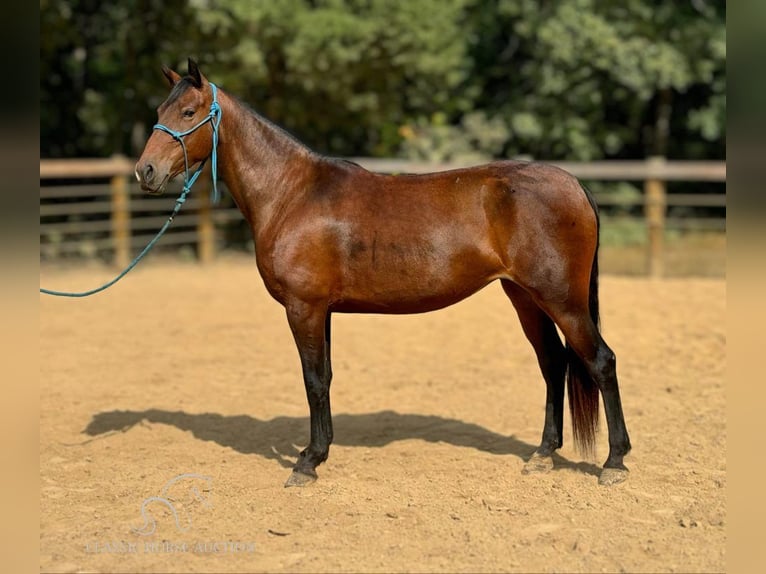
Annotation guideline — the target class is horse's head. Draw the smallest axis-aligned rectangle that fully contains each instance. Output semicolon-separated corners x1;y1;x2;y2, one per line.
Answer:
135;58;219;195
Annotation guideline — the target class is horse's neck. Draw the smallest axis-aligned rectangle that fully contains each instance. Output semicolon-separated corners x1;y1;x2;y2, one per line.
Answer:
217;91;318;232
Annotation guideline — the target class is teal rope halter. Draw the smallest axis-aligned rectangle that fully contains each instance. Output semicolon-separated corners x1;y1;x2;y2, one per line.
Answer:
153;82;222;205
40;83;222;298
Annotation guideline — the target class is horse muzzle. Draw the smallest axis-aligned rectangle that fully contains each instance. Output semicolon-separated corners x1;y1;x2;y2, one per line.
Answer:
135;161;170;194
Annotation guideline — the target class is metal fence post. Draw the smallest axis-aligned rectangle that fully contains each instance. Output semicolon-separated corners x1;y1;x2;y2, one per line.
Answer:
110;155;130;268
644;156;667;278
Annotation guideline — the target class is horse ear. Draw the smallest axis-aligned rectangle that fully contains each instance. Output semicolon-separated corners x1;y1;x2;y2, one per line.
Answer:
161;65;182;87
187;57;205;89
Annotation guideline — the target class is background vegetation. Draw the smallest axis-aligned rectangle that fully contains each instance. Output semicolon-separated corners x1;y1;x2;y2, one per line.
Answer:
41;0;725;163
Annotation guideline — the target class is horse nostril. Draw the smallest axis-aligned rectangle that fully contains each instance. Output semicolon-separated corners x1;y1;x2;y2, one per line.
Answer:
143;163;155;183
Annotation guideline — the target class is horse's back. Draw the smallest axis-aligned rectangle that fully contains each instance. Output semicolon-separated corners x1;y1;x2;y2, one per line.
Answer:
327;158;591;225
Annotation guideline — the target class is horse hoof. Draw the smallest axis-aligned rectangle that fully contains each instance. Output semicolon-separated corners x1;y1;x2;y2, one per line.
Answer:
522;453;554;475
598;467;628;486
284;470;317;488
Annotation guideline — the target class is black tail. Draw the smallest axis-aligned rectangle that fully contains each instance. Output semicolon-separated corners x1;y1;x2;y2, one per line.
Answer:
566;184;601;459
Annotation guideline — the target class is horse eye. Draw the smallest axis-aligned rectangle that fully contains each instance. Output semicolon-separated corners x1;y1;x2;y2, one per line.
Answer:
182;109;195;118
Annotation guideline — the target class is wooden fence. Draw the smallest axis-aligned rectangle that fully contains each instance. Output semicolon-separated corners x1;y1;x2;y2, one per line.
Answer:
40;155;725;277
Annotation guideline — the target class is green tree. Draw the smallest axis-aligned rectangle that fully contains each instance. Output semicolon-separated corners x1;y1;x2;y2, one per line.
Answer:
402;0;725;162
478;0;724;160
40;0;725;163
40;0;231;157
194;0;473;155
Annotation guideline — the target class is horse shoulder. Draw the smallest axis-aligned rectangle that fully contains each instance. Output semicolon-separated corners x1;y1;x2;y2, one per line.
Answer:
257;203;349;305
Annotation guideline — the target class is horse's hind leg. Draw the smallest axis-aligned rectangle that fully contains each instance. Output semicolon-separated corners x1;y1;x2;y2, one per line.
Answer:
546;302;632;485
501;280;567;474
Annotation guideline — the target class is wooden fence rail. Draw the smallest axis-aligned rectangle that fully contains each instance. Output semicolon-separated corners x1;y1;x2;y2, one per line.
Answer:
40;156;725;276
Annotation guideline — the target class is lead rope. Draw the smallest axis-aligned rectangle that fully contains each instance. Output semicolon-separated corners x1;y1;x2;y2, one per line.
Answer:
40;83;222;298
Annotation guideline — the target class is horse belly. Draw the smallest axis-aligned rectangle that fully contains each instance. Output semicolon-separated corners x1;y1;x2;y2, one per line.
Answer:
334;238;503;314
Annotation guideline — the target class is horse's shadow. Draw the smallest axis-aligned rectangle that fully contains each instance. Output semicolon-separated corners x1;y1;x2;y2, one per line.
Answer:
82;409;600;477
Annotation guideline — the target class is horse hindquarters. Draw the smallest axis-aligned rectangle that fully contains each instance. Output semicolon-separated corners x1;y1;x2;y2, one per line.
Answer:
498;177;631;484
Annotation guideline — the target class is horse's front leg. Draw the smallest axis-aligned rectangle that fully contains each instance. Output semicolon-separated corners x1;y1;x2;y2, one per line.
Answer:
284;299;333;487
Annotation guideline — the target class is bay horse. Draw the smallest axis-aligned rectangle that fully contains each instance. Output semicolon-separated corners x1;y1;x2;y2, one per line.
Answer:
135;59;631;487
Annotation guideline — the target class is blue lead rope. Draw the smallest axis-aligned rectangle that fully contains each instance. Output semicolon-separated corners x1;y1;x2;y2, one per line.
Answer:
40;190;192;297
40;83;222;298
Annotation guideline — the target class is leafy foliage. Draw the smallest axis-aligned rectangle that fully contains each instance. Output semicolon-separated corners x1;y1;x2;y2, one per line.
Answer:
40;0;725;162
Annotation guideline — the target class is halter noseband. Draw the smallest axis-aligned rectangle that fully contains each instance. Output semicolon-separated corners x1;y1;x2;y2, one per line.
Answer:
153;82;222;203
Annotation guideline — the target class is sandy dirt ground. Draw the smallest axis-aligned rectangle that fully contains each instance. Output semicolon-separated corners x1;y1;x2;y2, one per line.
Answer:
40;256;726;573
